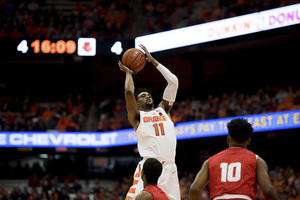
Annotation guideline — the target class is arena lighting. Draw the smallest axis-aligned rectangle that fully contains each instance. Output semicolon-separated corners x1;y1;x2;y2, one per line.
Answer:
0;110;300;148
135;3;300;53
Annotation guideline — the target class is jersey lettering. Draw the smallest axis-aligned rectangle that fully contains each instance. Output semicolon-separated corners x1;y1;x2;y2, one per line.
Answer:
143;116;167;123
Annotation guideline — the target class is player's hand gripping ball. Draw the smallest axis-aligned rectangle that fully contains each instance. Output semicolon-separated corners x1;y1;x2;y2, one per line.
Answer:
122;48;146;72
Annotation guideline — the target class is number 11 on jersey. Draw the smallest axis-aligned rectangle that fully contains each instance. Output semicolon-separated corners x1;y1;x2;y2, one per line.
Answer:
153;123;165;136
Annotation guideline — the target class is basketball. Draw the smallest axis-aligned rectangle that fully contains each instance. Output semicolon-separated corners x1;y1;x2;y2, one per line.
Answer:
122;48;146;72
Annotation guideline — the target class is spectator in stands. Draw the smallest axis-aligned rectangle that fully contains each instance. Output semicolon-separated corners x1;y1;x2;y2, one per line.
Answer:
28;173;40;189
40;189;50;200
56;111;71;132
41;174;52;191
71;178;82;193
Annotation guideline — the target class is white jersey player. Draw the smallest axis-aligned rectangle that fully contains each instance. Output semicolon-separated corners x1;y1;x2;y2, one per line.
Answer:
118;44;181;200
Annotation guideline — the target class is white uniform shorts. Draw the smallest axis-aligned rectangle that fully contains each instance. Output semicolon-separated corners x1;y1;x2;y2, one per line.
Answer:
125;159;181;200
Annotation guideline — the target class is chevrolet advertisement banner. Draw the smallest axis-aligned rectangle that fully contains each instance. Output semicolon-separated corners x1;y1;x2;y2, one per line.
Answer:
0;110;300;148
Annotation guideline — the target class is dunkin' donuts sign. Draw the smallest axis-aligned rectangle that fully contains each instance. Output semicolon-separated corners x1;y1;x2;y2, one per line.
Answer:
261;4;300;28
135;3;300;53
268;7;300;26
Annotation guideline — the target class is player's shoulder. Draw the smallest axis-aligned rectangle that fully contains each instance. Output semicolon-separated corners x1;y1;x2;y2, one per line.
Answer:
210;148;229;157
209;148;244;159
135;190;153;200
234;148;257;157
155;106;165;112
221;147;255;154
158;100;173;114
227;148;258;160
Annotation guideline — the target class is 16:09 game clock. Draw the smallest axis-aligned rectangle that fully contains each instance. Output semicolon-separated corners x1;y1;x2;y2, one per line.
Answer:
17;37;97;56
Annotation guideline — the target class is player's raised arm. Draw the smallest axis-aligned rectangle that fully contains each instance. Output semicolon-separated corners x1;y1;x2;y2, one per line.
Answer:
139;44;179;115
118;61;139;129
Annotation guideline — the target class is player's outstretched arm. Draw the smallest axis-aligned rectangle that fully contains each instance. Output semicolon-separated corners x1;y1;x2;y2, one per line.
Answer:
139;44;179;115
256;157;279;200
189;160;209;200
118;61;139;129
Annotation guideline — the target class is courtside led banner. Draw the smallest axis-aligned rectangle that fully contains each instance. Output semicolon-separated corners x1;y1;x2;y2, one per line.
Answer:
0;110;300;147
135;3;300;53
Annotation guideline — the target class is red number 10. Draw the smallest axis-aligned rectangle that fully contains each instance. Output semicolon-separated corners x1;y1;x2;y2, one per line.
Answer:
153;123;165;136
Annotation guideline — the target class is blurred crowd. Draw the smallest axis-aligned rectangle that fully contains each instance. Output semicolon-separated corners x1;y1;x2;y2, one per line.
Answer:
141;0;300;34
0;165;299;200
0;175;131;200
1;84;300;132
0;0;130;40
97;84;300;132
0;93;88;132
1;0;300;40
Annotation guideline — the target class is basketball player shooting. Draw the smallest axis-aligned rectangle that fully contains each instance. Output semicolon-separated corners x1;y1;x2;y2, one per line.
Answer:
118;44;181;200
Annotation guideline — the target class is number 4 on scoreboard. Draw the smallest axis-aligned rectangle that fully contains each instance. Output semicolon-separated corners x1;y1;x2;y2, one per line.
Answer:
17;40;29;54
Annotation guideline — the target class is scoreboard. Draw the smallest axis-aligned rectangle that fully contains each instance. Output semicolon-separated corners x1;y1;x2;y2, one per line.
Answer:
0;37;133;59
18;39;77;54
16;37;113;56
0;3;299;60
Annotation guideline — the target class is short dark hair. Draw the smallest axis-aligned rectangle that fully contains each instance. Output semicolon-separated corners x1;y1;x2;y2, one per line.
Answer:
134;88;152;100
227;118;253;141
143;158;162;184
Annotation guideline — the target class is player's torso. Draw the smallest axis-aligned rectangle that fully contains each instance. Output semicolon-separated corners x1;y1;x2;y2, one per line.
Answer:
136;107;176;161
208;148;258;200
